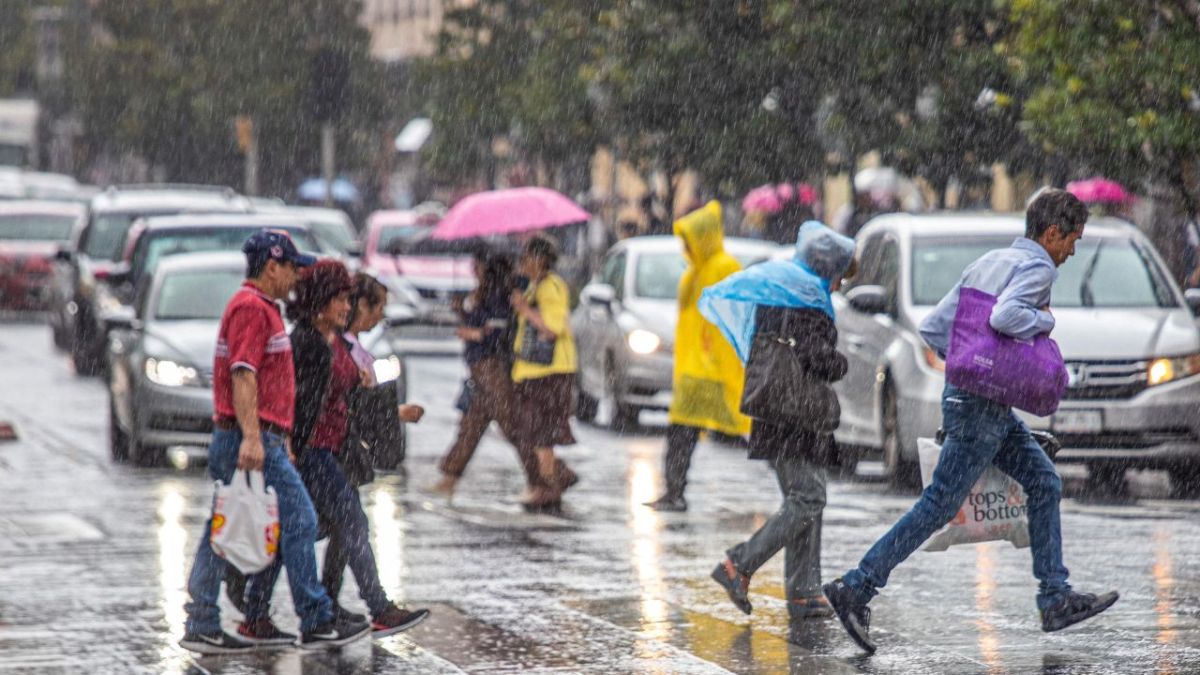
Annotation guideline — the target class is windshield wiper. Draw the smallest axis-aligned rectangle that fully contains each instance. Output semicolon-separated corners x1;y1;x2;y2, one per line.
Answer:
1079;241;1105;308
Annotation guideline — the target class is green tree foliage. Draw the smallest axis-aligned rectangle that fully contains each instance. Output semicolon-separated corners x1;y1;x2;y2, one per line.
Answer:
0;0;35;96
72;0;382;195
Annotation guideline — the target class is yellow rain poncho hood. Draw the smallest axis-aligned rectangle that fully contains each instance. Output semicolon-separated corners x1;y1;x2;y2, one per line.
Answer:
668;201;751;436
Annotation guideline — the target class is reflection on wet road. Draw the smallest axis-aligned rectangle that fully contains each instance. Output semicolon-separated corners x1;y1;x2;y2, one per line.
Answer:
0;323;1198;673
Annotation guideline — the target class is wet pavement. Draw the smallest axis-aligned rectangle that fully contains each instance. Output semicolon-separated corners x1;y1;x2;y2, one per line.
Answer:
0;321;1198;674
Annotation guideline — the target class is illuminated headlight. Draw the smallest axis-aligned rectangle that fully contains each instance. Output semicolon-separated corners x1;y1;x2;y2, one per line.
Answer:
1147;354;1200;386
144;357;201;387
373;355;402;383
627;329;661;355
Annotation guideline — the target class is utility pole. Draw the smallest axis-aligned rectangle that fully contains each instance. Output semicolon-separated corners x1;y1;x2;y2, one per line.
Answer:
311;47;349;208
321;122;335;207
235;115;259;196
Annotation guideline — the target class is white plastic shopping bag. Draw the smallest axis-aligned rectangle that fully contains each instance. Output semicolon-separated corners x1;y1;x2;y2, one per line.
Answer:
917;437;1030;552
210;469;280;574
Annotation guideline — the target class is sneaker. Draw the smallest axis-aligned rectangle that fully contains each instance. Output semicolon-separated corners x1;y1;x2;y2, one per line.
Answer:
333;604;367;625
710;560;752;615
179;630;255;655
1040;590;1119;632
297;619;371;651
236;617;297;647
643;494;687;512
823;578;876;654
372;604;431;638
790;595;835;620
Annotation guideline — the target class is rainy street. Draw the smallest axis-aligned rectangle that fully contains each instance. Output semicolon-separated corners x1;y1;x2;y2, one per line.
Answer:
0;321;1197;674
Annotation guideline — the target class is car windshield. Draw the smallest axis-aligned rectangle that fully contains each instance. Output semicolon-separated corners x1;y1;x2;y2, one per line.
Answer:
377;225;430;253
911;236;1176;308
634;249;770;299
306;218;355;254
81;212;144;260
0;213;76;241
133;227;319;284
154;269;245;320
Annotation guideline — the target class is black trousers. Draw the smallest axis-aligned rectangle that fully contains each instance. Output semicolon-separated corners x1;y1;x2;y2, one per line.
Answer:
663;424;700;499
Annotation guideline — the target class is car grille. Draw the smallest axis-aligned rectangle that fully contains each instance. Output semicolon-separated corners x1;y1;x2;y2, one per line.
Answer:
1055;428;1197;449
1061;360;1147;400
147;413;213;434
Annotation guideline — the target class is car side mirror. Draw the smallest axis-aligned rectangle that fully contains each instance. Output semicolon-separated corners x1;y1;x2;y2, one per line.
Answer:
582;283;616;308
1185;289;1200;316
846;285;891;315
54;247;73;262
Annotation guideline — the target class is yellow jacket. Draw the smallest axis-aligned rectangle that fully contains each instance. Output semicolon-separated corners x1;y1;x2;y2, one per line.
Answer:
667;201;751;436
512;272;578;382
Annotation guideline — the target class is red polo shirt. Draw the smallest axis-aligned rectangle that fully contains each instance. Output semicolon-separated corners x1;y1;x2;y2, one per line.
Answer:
212;282;295;432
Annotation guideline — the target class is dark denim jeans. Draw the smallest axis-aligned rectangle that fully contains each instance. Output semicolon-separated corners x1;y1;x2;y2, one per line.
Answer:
843;384;1072;610
184;428;333;634
245;447;391;620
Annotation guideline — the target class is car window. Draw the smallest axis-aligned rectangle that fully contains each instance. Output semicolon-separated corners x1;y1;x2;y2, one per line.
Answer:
377;225;428;253
910;236;1176;308
132;227;319;285
877;239;900;308
846;232;886;292
600;252;626;298
81;212;140;260
632;249;772;300
307;218;355;254
154;269;245;320
0;213;77;241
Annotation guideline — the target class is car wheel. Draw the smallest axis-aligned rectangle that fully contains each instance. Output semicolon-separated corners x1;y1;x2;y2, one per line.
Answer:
71;320;103;377
575;372;599;423
51;318;69;351
604;357;638;432
881;383;919;488
1085;462;1127;494
1168;464;1200;498
108;401;129;462
129;437;163;468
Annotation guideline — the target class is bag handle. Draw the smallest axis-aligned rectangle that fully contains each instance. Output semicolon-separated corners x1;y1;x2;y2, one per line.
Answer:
232;469;268;494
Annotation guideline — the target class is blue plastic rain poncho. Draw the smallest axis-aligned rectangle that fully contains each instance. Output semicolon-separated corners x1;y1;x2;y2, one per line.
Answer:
699;221;856;362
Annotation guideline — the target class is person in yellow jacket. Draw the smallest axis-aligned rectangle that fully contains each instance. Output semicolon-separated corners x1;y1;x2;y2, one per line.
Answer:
645;201;751;512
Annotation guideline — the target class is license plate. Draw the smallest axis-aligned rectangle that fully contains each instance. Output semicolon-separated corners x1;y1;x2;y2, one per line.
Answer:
1051;409;1102;434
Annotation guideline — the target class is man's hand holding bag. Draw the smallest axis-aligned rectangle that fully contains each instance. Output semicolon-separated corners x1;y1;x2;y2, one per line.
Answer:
209;469;280;574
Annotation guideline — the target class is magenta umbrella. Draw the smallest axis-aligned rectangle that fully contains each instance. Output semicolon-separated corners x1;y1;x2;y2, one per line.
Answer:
432;187;591;240
1066;178;1132;204
742;182;818;214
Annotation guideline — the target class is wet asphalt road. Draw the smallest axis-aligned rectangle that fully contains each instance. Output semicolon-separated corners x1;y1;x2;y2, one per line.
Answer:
0;321;1198;674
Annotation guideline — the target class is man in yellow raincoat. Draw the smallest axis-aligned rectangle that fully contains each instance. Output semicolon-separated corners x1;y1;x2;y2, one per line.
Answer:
645;201;751;512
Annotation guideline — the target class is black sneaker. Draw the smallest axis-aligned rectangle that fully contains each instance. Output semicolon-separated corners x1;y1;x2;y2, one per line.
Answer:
333;604;367;624
643;495;687;512
236;617;297;647
710;560;752;615
823;578;876;654
372;604;431;638
297;619;371;651
1041;590;1119;632
179;630;255;655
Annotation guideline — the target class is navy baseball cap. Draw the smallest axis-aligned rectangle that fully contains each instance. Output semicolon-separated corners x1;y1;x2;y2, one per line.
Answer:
242;229;317;268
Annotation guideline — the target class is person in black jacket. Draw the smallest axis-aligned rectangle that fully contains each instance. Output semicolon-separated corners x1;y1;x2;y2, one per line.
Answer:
242;260;430;639
702;221;857;642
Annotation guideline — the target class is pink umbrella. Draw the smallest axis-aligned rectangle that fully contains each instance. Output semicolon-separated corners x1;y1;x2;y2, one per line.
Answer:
1066;178;1132;204
742;183;819;214
432;187;591;240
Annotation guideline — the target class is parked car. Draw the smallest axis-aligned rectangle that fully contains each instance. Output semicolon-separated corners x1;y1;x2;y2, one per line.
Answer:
363;208;473;325
49;185;250;375
252;202;360;257
106;252;411;467
833;212;1200;494
0;200;86;312
571;235;782;428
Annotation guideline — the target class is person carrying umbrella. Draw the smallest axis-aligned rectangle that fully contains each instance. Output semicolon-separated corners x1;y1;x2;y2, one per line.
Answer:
644;201;751;512
700;221;856;640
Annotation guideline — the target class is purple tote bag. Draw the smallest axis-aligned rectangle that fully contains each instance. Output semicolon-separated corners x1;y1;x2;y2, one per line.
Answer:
945;287;1068;416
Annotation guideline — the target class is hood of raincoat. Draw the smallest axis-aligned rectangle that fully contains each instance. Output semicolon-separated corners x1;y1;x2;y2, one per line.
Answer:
699;221;855;362
667;200;750;436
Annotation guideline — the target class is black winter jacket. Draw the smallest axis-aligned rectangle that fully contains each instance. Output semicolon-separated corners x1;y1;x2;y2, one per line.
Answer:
747;305;848;463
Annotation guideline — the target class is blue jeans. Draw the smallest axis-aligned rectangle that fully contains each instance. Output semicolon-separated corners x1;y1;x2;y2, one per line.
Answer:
245;448;391;620
184;429;333;634
843;384;1072;610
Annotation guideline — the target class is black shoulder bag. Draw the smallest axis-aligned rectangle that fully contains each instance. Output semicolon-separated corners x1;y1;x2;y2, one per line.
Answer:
517;281;556;365
739;310;839;431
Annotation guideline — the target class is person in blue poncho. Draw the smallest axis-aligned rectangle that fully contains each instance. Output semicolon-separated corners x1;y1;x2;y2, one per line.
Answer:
700;221;857;641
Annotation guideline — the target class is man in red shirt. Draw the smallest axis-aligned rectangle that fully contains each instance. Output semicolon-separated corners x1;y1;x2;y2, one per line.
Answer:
181;230;370;654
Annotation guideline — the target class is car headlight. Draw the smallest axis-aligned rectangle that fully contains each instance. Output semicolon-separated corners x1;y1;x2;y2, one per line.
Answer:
373;355;402;383
1147;354;1200;386
627;328;661;355
144;357;201;387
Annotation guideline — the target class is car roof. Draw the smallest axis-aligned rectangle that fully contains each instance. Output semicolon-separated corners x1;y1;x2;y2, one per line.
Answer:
367;209;422;229
859;211;1138;241
153;251;248;275
136;213;308;231
608;234;782;256
0;200;87;218
90;186;249;213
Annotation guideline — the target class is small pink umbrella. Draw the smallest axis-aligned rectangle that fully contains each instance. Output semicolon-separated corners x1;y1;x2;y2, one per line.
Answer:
742;183;818;214
432;187;591;240
1066;178;1132;204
